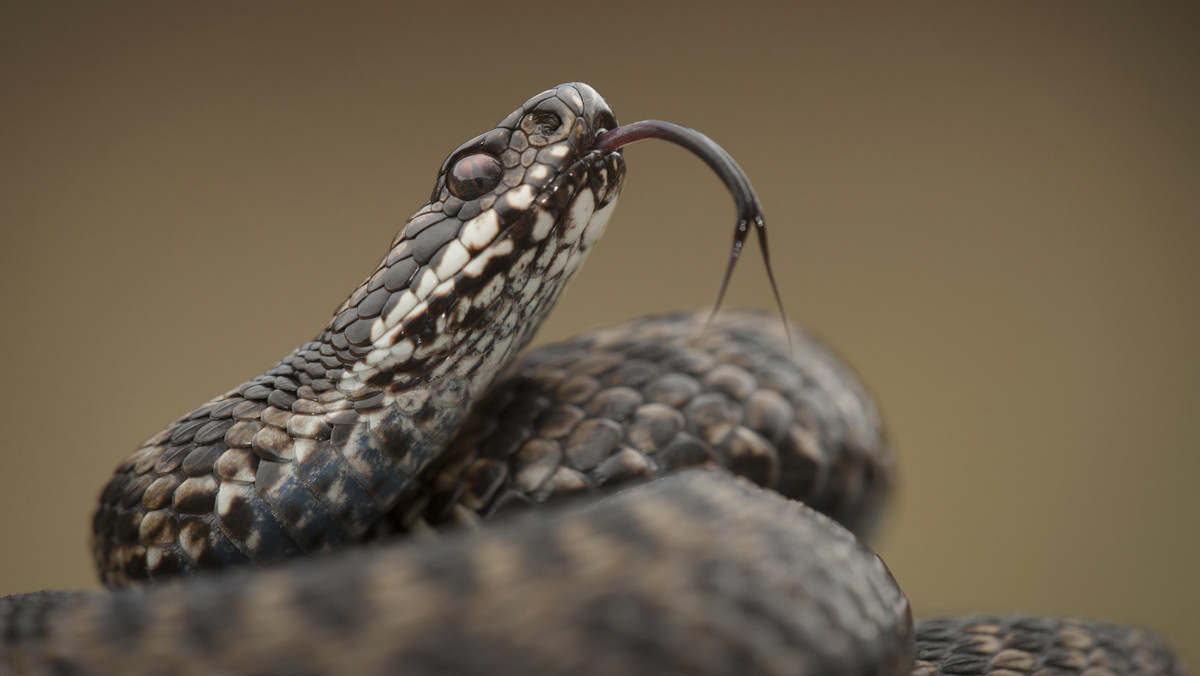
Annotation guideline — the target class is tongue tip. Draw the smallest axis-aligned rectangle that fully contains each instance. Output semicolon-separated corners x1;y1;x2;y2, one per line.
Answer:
593;118;784;330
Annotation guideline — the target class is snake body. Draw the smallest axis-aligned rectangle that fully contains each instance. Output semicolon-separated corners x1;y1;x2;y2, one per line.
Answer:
93;83;625;584
0;84;1183;675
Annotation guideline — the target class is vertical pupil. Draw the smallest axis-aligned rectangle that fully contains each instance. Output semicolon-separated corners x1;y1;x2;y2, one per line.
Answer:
448;153;502;199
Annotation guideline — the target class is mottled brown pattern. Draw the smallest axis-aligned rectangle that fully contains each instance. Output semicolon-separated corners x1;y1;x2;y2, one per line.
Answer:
0;82;1185;675
2;471;912;676
912;616;1182;676
90;83;626;585
2;312;1182;675
387;309;892;540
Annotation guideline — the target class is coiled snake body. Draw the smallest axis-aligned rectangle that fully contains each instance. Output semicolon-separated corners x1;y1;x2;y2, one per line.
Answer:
0;84;1182;675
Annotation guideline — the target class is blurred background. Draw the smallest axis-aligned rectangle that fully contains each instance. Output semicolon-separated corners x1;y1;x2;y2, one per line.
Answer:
2;1;1196;662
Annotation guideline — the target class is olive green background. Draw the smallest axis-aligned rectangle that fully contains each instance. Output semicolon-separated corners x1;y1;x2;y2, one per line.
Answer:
2;1;1196;662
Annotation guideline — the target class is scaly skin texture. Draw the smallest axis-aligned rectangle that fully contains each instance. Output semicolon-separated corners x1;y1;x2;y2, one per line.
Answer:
91;83;625;584
386;309;892;540
1;471;912;676
0;83;1184;674
912;616;1182;676
1;312;1182;675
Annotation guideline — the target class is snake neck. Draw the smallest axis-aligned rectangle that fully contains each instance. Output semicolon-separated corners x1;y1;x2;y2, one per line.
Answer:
317;180;624;518
92;83;625;584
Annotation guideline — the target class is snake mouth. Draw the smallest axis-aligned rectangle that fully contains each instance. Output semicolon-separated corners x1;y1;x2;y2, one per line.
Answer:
591;120;787;334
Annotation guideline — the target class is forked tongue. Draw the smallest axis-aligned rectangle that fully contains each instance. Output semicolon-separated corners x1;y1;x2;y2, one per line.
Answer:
593;121;789;342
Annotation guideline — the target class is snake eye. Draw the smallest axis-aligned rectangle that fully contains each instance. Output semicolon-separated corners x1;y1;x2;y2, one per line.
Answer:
447;152;503;200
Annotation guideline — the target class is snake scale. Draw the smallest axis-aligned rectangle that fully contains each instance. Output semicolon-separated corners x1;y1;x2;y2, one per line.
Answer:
0;83;1183;675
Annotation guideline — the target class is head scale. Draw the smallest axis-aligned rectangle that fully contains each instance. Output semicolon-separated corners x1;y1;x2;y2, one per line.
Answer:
327;83;625;395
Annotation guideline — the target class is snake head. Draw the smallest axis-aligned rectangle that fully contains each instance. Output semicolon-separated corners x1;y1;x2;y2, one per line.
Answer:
436;82;620;208
329;83;627;395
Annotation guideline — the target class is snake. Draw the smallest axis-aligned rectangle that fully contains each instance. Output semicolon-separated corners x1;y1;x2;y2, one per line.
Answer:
0;83;1182;675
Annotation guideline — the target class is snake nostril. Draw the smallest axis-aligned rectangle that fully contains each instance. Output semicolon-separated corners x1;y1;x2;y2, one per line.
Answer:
594;111;617;138
523;111;562;137
447;152;503;200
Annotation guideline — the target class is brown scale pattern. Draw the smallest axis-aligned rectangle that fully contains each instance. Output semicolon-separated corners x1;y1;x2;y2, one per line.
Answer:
90;83;625;585
1;314;1184;675
3;82;1183;673
912;616;1182;676
1;471;914;676
91;339;373;583
389;308;893;540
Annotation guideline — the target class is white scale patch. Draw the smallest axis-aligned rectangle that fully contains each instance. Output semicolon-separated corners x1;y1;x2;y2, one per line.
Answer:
371;339;415;373
435;239;470;280
322;480;347;511
414;269;438;299
216;485;236;517
497;310;519;339
530;210;554;241
429;358;455;380
528;164;549;182
461;210;499;250
515;248;538;271
351;323;416;386
406;299;429;324
381;291;417;333
463;238;514;277
292;438;317;464
520;276;542;302
582;197;618;249
546;245;570;279
561;190;596;244
535;239;557;269
563;249;585;277
451;295;475;322
341;429;377;486
453;354;482;376
477;273;506;307
546;143;570;159
505;184;535;211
